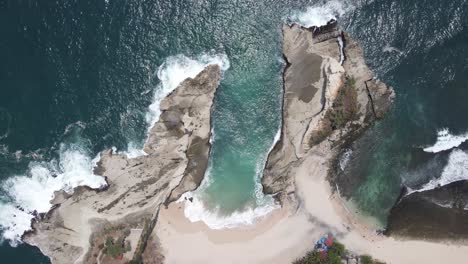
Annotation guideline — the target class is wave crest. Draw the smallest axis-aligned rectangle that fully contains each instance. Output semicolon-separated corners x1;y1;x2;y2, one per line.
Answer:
415;149;468;193
423;128;468;153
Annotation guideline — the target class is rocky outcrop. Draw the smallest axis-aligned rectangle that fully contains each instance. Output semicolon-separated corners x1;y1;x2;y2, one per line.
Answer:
387;180;468;240
24;65;221;264
262;22;394;206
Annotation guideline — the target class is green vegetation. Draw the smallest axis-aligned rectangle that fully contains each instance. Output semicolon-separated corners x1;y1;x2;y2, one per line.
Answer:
104;236;129;259
326;77;358;129
309;122;333;146
292;242;345;264
292;241;385;264
360;255;385;264
309;76;359;146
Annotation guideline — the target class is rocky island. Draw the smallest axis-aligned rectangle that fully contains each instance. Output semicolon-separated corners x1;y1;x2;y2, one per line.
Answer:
23;21;468;264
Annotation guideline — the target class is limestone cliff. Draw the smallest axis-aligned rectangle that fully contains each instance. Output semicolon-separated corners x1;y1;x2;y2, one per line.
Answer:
24;65;221;264
262;21;394;206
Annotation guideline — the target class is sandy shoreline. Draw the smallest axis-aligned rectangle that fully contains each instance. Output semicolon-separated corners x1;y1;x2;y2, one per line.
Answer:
157;151;468;264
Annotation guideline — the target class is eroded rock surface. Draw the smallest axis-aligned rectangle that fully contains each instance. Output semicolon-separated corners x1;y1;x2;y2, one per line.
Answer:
24;65;221;264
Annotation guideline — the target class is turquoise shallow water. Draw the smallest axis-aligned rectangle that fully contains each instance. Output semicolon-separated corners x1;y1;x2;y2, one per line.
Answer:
1;0;468;262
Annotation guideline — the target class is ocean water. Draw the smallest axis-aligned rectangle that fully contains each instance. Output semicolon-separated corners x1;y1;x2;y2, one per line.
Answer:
1;0;468;262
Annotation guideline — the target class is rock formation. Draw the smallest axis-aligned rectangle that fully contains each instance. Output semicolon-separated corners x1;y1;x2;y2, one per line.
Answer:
24;65;222;264
387;180;468;239
262;21;394;207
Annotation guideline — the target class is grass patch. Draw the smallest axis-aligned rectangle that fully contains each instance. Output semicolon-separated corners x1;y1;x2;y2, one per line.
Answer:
292;242;345;264
104;235;131;259
292;241;385;264
360;255;386;264
309;76;358;146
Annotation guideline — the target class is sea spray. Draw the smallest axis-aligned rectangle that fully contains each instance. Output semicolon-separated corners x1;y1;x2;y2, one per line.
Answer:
122;53;230;158
0;144;106;245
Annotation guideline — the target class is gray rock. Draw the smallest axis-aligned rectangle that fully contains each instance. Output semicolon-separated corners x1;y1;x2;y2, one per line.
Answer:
262;22;394;207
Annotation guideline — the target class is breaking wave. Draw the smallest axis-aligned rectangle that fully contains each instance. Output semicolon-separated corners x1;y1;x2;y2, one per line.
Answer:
423;128;468;153
177;192;278;229
0;144;106;246
123;53;230;158
289;0;352;28
415;149;468;193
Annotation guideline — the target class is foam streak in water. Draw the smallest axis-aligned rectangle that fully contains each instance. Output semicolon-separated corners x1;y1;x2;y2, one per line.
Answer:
423;128;468;153
0;145;106;245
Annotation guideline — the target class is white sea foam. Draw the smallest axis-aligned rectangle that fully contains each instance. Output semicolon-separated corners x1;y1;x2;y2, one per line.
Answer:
416;149;468;193
339;148;353;171
290;0;351;28
209;127;216;145
119;142;148;159
0;144;107;246
63;121;86;135
177;192;278;229
0;130;9;140
178;128;281;229
383;46;403;55
0;144;8;156
123;53;230;159
423;128;468;153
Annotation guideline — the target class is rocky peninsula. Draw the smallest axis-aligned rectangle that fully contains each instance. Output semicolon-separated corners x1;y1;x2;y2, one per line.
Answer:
262;21;394;207
24;65;222;264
